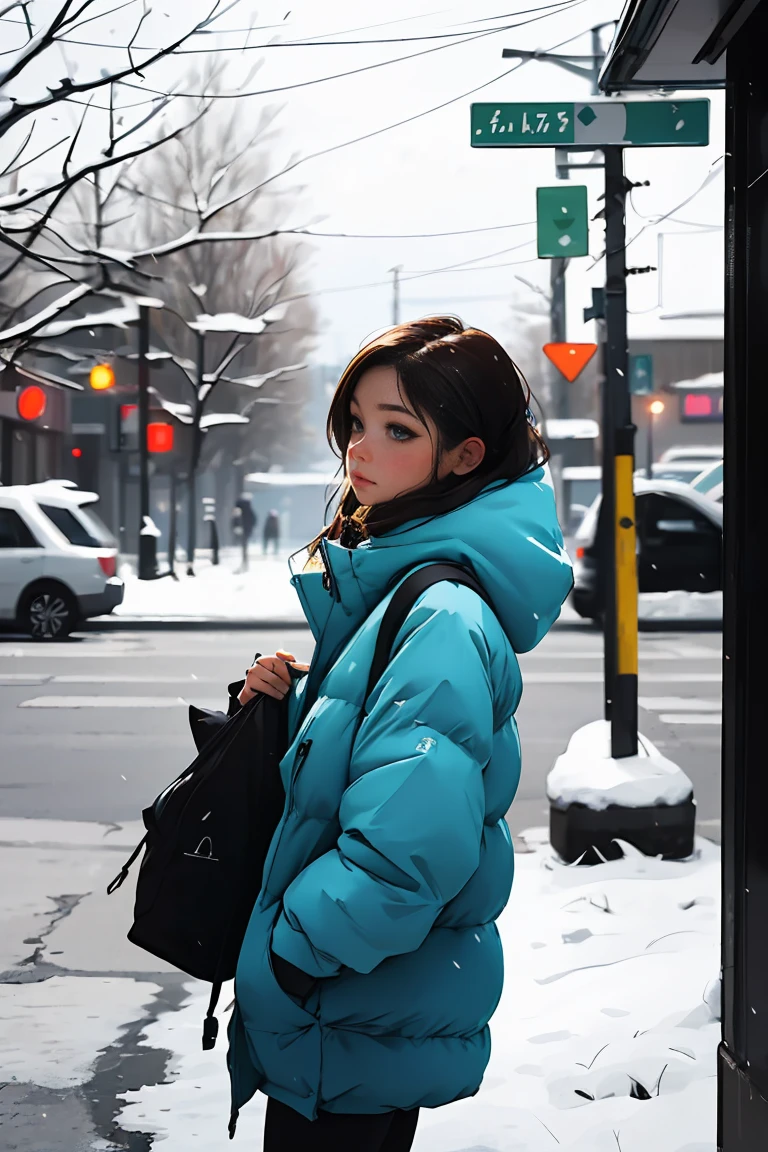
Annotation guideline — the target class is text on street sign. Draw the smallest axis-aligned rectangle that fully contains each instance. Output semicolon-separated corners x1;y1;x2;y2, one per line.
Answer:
471;100;709;149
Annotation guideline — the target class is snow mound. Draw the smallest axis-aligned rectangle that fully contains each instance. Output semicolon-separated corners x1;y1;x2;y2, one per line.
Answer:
109;552;304;622
113;832;720;1151
547;720;694;811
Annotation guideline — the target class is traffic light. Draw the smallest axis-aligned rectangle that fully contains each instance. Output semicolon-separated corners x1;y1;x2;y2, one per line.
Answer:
536;186;589;258
147;422;174;453
89;363;115;391
17;385;47;421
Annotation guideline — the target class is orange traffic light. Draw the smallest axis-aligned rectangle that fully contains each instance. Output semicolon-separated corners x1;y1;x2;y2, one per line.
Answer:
542;342;598;382
90;363;115;391
147;422;174;453
17;385;47;421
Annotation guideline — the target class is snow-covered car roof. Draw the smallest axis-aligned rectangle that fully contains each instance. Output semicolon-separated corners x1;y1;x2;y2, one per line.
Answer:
0;481;100;507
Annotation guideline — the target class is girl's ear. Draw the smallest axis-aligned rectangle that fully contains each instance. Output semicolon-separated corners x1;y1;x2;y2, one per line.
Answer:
451;437;486;476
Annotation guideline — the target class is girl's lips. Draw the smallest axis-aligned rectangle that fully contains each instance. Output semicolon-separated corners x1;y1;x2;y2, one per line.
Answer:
351;471;374;485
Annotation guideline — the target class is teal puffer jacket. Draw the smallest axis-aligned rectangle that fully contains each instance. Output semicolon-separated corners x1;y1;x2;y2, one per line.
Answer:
228;472;572;1122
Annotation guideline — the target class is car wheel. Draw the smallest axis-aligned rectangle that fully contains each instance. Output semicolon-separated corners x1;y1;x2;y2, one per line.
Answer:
21;584;79;641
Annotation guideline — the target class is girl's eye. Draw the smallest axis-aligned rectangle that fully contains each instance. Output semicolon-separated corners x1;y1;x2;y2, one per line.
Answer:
350;415;363;432
387;423;415;442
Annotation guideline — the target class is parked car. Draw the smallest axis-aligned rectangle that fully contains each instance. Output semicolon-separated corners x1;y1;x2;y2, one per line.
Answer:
571;478;723;621
659;445;722;468
643;460;711;484
690;459;724;501
0;482;124;639
560;466;602;535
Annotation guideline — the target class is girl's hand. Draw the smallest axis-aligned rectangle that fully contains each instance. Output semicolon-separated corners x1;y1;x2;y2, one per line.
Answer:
238;650;309;705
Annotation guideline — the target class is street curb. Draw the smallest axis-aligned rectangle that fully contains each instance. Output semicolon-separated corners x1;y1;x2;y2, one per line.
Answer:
83;617;310;632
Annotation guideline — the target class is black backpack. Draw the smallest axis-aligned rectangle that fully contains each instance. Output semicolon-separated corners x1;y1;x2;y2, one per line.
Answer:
106;563;492;1049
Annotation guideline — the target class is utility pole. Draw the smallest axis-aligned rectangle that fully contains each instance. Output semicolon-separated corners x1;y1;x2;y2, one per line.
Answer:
603;146;637;758
390;265;402;326
505;24;613;420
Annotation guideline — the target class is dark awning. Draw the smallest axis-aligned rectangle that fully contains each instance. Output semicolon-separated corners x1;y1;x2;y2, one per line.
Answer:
599;0;760;92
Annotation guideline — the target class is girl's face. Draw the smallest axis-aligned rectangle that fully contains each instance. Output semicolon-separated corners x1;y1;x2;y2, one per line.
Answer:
346;365;484;505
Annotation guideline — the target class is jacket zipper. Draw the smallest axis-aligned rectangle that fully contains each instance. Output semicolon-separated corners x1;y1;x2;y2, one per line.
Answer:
261;736;313;894
288;739;313;810
319;536;340;601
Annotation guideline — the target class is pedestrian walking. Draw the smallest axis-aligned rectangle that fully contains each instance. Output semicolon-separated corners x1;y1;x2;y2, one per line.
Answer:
231;494;256;571
262;507;280;556
231;317;572;1150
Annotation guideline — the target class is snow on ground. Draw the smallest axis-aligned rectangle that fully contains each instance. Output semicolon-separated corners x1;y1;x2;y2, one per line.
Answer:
107;550;584;626
109;551;304;623
114;829;720;1151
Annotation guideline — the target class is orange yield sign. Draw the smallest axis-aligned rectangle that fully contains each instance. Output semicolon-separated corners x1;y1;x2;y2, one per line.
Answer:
542;342;598;382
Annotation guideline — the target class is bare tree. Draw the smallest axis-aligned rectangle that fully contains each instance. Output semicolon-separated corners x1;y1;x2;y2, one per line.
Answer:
0;0;293;360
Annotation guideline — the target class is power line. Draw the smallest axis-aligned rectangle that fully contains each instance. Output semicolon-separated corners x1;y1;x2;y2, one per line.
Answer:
116;4;583;103
0;1;582;55
296;222;537;239
173;1;584;51
240;25;596;199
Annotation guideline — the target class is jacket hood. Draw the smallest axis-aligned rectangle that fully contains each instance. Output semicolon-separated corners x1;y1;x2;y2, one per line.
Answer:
291;469;572;658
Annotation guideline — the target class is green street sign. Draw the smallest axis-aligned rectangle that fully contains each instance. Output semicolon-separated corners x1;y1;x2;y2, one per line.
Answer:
537;186;588;258
471;99;709;148
630;354;654;395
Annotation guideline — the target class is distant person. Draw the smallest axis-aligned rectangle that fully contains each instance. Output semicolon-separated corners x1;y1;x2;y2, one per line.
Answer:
232;494;256;571
262;508;280;556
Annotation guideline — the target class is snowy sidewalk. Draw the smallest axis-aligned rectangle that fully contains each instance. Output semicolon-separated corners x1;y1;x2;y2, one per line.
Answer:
111;830;720;1151
94;551;306;627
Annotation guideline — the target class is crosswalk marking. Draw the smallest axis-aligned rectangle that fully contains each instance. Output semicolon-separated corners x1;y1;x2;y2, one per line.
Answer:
639;694;721;728
18;696;187;709
658;714;722;725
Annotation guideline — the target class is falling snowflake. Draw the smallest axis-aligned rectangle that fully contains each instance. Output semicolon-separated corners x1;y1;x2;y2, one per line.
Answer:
416;737;437;753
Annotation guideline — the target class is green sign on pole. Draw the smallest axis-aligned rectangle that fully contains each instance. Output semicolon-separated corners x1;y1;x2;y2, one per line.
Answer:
537;186;588;258
630;354;654;395
471;99;709;148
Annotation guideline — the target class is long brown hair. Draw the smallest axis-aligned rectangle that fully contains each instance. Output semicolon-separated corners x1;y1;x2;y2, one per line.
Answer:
308;316;549;557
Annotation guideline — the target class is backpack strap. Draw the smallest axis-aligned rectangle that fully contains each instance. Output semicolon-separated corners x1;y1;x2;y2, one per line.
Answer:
363;562;494;712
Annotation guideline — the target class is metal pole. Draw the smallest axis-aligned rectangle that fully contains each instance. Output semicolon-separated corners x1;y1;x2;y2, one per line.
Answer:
137;304;157;581
603;146;638;760
550;257;567;417
646;408;654;479
168;465;178;579
590;26;603;95
391;266;401;326
186;330;205;576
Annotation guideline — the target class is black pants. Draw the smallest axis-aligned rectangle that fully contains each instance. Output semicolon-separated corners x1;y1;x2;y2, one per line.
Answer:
263;1096;420;1151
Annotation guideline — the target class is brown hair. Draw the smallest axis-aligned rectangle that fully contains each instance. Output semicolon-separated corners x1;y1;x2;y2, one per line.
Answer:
308;316;549;557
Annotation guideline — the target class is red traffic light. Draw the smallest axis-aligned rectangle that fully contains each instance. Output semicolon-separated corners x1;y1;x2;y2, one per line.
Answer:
17;385;47;421
147;422;174;453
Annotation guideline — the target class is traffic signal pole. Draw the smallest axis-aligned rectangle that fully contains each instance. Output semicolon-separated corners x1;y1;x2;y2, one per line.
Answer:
137;303;158;581
602;146;638;758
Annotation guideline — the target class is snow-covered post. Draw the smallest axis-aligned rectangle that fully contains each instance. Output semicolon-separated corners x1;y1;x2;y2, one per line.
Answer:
546;721;696;864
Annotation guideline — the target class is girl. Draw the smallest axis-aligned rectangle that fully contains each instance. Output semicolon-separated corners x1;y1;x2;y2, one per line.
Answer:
229;317;573;1151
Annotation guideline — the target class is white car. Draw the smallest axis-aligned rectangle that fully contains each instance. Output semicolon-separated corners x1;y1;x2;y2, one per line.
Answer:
0;481;124;639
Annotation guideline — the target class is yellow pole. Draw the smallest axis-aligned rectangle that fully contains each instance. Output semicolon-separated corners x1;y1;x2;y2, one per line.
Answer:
614;454;638;677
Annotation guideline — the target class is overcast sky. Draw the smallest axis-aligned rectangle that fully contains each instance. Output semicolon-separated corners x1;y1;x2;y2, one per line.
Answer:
2;0;726;377
240;0;725;370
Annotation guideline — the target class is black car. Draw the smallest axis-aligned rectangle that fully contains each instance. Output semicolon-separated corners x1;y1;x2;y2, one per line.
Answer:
571;478;723;621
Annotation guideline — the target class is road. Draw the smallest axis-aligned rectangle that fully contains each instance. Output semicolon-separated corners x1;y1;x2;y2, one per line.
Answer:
0;616;722;1150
